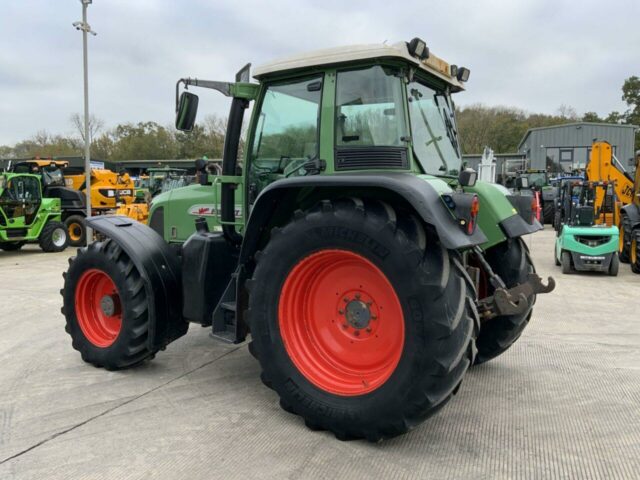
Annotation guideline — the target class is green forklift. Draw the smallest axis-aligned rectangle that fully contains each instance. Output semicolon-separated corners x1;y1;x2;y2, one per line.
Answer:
0;171;69;252
554;179;619;275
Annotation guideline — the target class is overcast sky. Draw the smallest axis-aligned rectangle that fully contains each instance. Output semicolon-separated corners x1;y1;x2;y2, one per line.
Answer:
1;0;639;145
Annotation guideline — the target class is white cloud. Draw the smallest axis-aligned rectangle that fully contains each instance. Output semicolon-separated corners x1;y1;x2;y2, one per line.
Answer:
0;0;638;145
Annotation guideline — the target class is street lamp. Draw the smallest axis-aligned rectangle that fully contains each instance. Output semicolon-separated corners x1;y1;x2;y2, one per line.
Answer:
73;0;96;243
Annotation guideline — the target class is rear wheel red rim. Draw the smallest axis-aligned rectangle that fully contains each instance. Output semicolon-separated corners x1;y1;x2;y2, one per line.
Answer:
278;249;404;396
75;269;122;347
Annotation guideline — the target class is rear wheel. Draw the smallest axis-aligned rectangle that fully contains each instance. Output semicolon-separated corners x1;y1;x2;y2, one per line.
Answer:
619;214;632;263
561;251;572;274
65;215;87;247
0;241;26;251
247;198;478;441
474;238;535;364
62;239;156;369
630;231;640;274
39;221;68;252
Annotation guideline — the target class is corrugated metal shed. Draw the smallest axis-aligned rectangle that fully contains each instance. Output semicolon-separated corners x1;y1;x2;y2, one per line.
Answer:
517;122;638;172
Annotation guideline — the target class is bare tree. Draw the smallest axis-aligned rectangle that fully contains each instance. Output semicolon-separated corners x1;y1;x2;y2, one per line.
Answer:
70;113;105;145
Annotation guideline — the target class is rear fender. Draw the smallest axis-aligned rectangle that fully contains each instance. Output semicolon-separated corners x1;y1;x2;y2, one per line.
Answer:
85;215;187;349
238;173;488;266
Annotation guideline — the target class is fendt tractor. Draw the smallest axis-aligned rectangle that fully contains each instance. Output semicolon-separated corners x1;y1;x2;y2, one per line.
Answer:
61;38;555;441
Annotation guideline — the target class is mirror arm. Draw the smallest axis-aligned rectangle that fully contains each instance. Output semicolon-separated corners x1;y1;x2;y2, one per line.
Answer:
176;78;232;112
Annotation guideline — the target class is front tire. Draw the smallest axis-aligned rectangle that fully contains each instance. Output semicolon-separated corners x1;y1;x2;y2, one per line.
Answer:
247;199;478;441
474;238;535;364
609;252;619;276
62;239;156;369
0;241;26;251
561;251;573;274
39;221;68;252
542;201;554;224
65;215;87;247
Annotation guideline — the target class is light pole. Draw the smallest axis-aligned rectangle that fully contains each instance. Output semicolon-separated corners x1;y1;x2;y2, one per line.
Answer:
73;0;96;243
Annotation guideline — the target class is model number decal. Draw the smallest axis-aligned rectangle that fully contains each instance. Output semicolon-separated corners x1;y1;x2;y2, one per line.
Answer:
187;204;242;217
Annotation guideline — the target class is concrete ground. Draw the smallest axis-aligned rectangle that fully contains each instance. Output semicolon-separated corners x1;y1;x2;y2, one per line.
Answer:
0;229;639;479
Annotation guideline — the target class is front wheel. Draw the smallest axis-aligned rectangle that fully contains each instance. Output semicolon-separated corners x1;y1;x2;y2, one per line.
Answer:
561;251;572;274
39;221;68;252
247;198;478;441
609;253;619;276
62;239;156;369
0;241;26;251
65;215;87;247
474;238;535;364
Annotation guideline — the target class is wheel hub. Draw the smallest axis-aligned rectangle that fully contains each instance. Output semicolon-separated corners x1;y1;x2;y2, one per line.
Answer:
100;294;119;317
345;299;371;329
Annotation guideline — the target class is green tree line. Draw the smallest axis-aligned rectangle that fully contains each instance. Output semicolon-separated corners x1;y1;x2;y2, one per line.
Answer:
1;77;638;160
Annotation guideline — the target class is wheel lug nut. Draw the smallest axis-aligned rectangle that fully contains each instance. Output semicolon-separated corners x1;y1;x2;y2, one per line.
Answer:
355;293;361;299
343;297;349;303
371;315;377;320
342;324;348;329
366;301;372;306
366;328;372;333
353;330;360;336
338;309;344;315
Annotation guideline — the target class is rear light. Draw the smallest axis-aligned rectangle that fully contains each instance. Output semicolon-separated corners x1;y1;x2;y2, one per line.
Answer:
531;193;540;223
467;196;479;234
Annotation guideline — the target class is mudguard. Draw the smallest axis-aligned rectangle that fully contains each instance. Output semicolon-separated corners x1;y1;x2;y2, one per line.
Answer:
85;216;187;350
239;173;487;264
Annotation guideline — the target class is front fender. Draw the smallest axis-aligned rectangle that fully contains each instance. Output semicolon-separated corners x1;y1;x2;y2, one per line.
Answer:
239;173;487;265
85;215;187;349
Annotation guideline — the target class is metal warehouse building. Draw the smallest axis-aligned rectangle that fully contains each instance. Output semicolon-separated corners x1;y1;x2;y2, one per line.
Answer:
517;122;638;172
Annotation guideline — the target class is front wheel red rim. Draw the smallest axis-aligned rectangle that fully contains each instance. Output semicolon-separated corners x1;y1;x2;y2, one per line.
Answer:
278;249;404;396
75;269;123;347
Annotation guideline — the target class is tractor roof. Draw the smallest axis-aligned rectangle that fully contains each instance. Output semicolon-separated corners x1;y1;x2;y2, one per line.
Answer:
253;41;467;91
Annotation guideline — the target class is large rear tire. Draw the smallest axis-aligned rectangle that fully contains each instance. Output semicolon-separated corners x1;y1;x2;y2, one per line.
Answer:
62;239;156;369
39;221;68;252
619;214;632;263
474;238;535;365
542;201;554;224
630;231;640;274
247;198;478;441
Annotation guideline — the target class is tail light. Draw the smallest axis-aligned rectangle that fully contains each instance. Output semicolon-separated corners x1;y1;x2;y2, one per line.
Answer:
468;196;479;234
531;193;540;223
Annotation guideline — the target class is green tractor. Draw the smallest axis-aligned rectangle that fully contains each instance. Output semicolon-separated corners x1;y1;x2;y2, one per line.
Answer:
0;171;69;252
61;38;554;441
554;179;619;275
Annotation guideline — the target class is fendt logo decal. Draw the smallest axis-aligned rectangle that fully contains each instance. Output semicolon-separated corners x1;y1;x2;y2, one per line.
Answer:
188;204;218;217
187;204;243;217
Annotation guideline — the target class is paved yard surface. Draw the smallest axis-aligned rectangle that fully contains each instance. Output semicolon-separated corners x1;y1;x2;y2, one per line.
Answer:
1;229;639;479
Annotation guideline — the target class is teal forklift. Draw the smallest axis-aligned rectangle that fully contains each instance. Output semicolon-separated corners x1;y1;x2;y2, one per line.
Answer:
554;179;619;275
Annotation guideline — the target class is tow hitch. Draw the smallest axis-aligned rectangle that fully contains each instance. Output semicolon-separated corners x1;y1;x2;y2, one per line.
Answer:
471;246;556;320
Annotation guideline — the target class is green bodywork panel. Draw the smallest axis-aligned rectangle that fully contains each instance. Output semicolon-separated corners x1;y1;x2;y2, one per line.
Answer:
555;224;619;259
0;173;62;242
464;180;521;249
150;175;244;243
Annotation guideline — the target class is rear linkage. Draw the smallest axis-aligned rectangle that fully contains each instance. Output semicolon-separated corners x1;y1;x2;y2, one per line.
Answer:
470;246;555;320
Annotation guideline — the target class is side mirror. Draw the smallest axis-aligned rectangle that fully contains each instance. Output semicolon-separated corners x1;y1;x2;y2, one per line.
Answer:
175;91;199;131
458;168;477;187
